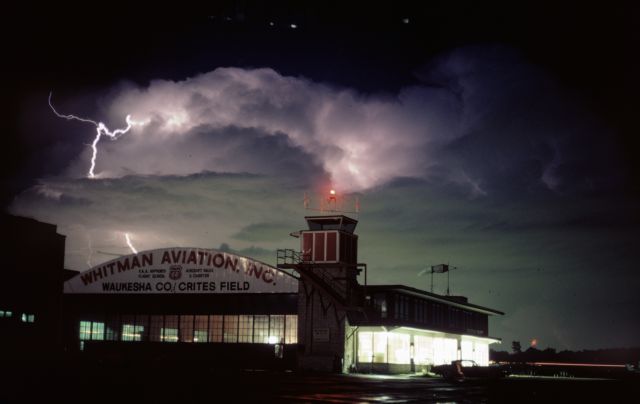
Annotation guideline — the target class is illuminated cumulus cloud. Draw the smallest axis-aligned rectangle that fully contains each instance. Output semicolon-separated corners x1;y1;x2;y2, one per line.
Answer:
68;67;463;191
52;47;618;197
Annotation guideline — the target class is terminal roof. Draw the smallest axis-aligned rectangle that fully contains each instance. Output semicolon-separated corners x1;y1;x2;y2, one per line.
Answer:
365;284;504;316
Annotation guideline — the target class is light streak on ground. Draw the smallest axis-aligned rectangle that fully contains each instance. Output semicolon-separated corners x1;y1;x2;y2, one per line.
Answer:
48;92;146;178
125;233;138;254
530;362;626;368
499;361;626;368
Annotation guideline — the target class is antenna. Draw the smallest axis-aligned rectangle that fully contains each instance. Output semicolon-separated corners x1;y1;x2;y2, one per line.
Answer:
447;260;450;296
428;264;458;295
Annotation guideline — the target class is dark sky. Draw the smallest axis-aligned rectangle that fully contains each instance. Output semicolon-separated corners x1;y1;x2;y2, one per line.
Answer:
3;3;640;350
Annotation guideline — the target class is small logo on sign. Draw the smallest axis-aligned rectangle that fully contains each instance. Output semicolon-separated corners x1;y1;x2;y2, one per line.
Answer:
169;265;182;280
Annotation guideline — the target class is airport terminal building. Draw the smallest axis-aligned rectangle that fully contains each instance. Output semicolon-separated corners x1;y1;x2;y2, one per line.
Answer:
61;214;503;373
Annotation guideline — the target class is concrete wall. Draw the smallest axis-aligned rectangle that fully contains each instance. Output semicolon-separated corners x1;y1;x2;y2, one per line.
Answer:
297;275;348;372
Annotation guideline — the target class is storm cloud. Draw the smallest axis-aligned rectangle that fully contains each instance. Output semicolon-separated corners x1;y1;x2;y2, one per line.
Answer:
42;47;623;200
58;66;458;191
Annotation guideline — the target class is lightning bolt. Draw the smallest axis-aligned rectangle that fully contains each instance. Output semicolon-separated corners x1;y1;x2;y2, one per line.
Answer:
48;92;145;178
125;233;138;254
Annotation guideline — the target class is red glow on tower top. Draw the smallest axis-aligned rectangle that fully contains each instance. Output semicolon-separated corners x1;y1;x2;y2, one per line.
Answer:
328;189;337;202
302;187;360;216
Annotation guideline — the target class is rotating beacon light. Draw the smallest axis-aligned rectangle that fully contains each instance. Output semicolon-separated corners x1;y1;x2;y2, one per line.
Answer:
302;188;360;215
328;189;337;210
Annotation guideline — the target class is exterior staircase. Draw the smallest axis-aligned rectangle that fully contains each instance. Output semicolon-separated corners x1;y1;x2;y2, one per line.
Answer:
277;249;349;307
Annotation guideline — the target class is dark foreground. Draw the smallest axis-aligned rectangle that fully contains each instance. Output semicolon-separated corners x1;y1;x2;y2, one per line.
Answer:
1;361;638;403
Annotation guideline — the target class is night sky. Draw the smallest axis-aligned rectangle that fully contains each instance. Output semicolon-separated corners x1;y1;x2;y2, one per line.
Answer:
3;3;639;350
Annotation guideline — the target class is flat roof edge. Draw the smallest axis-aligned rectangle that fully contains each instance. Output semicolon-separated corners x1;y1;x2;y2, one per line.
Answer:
364;284;504;315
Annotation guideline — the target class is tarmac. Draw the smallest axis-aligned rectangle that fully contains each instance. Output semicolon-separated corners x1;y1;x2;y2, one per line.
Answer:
1;361;638;403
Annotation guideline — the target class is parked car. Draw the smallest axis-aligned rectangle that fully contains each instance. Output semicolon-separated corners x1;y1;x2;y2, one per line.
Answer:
432;360;508;380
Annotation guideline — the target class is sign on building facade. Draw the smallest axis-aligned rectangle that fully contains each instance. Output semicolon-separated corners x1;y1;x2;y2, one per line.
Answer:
64;248;298;294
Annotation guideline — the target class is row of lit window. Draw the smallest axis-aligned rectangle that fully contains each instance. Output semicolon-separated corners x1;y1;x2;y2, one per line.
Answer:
79;314;297;347
356;332;488;366
0;310;35;323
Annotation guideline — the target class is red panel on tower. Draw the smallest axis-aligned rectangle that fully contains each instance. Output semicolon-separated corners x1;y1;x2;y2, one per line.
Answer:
314;232;325;262
326;232;337;261
302;233;313;261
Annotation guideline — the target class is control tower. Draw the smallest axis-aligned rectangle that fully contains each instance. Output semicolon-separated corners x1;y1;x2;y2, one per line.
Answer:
278;206;366;372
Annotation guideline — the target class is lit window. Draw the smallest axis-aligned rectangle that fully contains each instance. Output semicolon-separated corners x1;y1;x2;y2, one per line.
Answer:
414;335;434;365
194;315;208;343
388;332;410;364
433;337;458;365
373;332;388;363
357;331;388;363
445;338;458;363
208;315;223;343
120;315;135;340
223;315;238;343
285;315;297;344
193;330;207;343
162;315;179;342
92;322;104;340
79;321;93;341
253;315;269;344
121;324;134;341
473;342;489;366
461;340;473;361
238;315;253;343
358;332;373;362
122;324;143;341
269;315;285;345
162;328;178;342
79;321;104;343
180;315;194;342
20;313;35;323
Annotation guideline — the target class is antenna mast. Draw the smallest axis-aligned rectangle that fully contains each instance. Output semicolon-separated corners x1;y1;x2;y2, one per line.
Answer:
429;264;457;295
